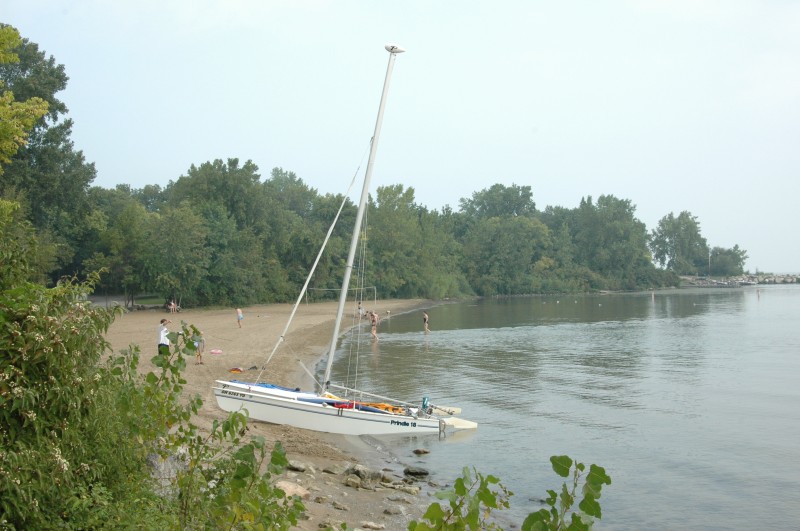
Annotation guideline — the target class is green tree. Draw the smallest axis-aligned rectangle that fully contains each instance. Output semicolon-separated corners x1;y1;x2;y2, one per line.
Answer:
0;26;48;173
302;191;355;293
459;183;537;219
194;202;278;306
0;27;97;280
368;184;422;297
415;207;470;299
572;195;653;289
264;167;346;294
462;215;551;296
0;199;37;286
142;205;210;305
366;184;467;299
266;166;318;218
649;211;709;275
165;160;304;304
536;206;589;292
710;245;747;276
132;183;167;213
86;191;152;307
167;158;266;229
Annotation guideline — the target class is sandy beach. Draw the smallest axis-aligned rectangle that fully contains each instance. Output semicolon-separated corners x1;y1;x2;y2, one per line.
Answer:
104;298;432;529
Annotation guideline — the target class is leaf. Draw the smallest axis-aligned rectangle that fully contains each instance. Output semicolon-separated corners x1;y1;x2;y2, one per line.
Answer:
550;455;573;478
477;487;497;508
522;509;552;531
269;442;289;469
578;495;602;518
586;464;612;489
454;477;468;497
566;512;590;531
434;489;457;503
421;502;446;522
559;483;574;508
233;444;256;465
232;462;252;481
544;489;557;506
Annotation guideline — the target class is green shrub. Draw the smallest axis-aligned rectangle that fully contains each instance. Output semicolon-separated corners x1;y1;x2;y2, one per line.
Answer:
409;455;611;530
1;201;303;529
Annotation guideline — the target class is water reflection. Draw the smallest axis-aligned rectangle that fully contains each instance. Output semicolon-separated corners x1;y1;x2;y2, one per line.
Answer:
329;290;754;404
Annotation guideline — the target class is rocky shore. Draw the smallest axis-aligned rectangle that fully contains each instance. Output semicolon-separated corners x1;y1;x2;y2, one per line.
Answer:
103;299;441;529
680;273;799;287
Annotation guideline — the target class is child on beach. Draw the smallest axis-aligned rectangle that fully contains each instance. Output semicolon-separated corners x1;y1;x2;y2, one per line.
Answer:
194;331;205;365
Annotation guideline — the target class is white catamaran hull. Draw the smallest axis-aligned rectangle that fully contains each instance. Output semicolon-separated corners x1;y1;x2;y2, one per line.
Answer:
213;380;474;436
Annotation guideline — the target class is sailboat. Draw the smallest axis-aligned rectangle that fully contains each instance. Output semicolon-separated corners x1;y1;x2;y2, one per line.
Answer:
213;44;477;436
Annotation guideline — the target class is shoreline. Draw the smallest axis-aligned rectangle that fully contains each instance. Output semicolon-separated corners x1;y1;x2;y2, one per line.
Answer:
103;298;437;529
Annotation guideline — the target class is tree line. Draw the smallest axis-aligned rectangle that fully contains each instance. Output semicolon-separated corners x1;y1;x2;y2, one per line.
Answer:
1;24;748;308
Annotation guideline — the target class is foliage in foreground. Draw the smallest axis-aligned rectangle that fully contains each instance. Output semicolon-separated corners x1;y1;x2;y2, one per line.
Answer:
408;455;611;530
0;200;303;528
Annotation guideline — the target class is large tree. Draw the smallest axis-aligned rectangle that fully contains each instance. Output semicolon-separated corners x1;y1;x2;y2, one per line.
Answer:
166;159;265;229
0;27;97;279
366;184;467;299
650;211;709;275
367;184;421;297
0;25;48;173
710;245;748;276
462;215;551;296
263;167;346;293
572;195;653;289
458;183;536;219
83;188;152;307
141;205;210;306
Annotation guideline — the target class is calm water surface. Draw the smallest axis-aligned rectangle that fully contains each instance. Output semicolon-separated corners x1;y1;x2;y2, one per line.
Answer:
327;286;800;529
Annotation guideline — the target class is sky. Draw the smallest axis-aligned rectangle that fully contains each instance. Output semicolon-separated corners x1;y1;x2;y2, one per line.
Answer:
4;1;799;273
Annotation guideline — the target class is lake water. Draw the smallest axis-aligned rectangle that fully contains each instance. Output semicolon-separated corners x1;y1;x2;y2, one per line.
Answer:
328;285;800;529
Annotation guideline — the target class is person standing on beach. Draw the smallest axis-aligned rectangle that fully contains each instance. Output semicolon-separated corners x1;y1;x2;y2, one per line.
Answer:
194;331;205;365
158;318;171;355
423;311;430;333
236;308;244;328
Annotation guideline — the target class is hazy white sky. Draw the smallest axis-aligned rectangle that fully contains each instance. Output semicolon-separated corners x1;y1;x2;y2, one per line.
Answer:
5;1;799;273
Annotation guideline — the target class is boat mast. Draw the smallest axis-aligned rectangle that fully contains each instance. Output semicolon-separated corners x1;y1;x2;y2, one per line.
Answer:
321;43;406;391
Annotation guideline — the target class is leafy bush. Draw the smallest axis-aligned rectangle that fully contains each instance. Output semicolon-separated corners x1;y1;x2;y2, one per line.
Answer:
409;455;611;530
115;324;305;529
0;201;304;529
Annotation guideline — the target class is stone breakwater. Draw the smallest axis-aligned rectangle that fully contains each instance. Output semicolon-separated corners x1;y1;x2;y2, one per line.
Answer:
680;274;798;287
744;274;799;284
